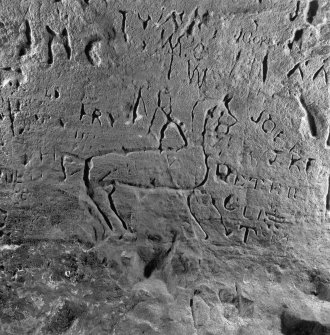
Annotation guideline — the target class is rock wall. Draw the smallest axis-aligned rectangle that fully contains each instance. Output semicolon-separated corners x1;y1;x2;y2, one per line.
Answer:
0;0;329;334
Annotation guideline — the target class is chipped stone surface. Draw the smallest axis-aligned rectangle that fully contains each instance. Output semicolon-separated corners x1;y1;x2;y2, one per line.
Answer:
0;0;329;334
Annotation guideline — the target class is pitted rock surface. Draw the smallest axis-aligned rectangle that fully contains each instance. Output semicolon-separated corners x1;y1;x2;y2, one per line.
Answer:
0;0;329;334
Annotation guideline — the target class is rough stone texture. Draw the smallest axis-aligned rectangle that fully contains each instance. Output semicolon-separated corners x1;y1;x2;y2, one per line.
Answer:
0;0;329;334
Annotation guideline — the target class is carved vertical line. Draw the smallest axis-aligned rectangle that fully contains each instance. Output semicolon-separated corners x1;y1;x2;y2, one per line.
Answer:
119;10;128;42
297;96;318;138
326;175;330;212
46;25;56;65
262;51;268;83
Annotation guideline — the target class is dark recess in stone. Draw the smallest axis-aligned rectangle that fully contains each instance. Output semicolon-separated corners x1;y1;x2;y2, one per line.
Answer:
288;29;303;50
306;0;319;24
289;1;300;21
262;52;268;82
280;311;330;335
144;251;164;278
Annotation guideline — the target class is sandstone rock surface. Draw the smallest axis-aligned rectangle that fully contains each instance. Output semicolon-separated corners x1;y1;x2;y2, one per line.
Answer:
0;0;329;334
